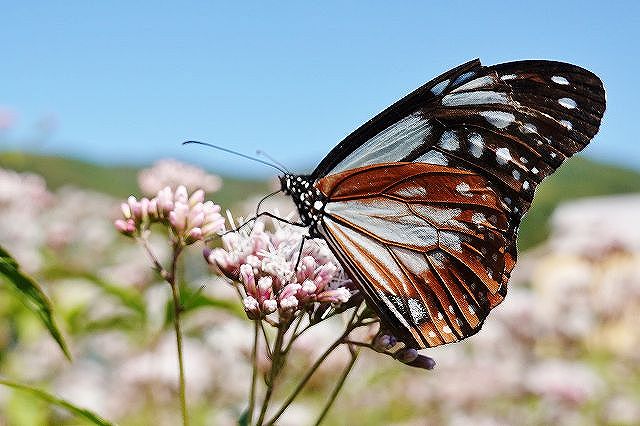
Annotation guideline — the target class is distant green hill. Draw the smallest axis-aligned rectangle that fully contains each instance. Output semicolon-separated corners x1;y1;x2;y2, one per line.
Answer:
1;151;639;251
518;156;640;249
0;151;270;212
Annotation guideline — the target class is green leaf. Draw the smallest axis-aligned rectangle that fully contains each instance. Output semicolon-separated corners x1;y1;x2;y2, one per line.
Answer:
0;245;72;360
164;283;245;326
0;378;114;426
238;408;249;426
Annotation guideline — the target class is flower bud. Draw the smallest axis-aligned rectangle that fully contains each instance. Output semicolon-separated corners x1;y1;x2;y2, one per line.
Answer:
373;333;398;351
114;219;136;236
395;348;418;363
301;280;317;294
175;185;188;203
262;299;277;314
189;189;205;206
120;202;132;219
317;288;351;304
243;296;261;319
279;295;298;311
405;355;436;370
185;227;203;244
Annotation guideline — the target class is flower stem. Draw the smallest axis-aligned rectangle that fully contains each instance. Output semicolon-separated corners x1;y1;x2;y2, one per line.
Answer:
265;307;362;426
256;323;286;425
247;320;259;424
171;281;188;426
313;346;359;426
169;244;189;426
138;235;189;425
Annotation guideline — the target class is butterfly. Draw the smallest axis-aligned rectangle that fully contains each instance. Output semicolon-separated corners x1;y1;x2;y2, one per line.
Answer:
278;58;605;349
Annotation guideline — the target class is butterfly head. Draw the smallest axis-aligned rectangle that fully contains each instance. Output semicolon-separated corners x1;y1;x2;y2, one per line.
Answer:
279;174;326;232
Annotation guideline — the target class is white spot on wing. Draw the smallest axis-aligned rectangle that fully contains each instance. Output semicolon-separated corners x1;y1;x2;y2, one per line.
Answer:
501;74;517;80
442;91;509;106
439;130;460;151
416;150;448;166
551;75;570;85
408;298;428;323
559;98;577;109
496;147;512;165
479;111;515;129
521;123;537;134
394;184;427;198
450;76;495;93
512;169;521;180
456;182;472;197
472;212;486;224
560;120;573;130
531;167;539;174
468;132;484;158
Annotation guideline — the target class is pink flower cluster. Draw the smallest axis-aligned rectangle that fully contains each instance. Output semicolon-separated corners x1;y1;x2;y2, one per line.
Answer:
115;185;225;245
137;159;222;196
206;219;353;320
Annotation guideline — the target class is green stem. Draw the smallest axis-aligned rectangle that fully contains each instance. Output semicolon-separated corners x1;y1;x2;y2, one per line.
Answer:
169;244;189;426
139;233;189;425
313;347;359;426
247;320;260;424
256;323;286;425
171;282;188;426
265;307;362;426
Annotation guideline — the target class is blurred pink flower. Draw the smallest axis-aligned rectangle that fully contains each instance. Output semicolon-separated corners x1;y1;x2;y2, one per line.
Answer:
115;185;225;245
137;159;222;196
525;360;603;406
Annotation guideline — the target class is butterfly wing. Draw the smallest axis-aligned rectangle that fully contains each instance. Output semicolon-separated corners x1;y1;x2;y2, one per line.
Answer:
316;162;512;347
308;59;605;348
313;58;605;219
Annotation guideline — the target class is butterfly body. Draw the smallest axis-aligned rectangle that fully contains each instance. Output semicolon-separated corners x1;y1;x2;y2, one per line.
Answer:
280;58;605;349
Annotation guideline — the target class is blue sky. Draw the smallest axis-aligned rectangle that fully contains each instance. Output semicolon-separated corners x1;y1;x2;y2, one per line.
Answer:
1;1;638;177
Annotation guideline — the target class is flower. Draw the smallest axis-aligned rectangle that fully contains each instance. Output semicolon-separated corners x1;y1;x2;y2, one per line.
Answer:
114;185;225;245
206;214;354;320
137;159;222;196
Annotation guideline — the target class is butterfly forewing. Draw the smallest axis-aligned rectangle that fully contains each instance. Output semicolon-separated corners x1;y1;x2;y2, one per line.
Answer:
313;59;605;221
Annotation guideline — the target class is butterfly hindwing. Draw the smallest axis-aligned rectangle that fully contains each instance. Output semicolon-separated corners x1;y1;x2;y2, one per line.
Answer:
316;162;512;348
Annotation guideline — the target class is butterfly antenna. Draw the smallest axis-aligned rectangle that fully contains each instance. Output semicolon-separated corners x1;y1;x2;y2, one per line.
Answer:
182;140;287;174
256;149;290;173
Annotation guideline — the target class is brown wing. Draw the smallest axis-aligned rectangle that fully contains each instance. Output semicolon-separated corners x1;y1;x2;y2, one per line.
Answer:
315;162;513;348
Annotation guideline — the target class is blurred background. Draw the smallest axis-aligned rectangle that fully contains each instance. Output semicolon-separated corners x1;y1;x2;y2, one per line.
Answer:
1;1;639;425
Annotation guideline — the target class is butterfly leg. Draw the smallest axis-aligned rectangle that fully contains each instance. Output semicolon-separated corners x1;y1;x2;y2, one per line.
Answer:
221;211;308;237
293;234;312;272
